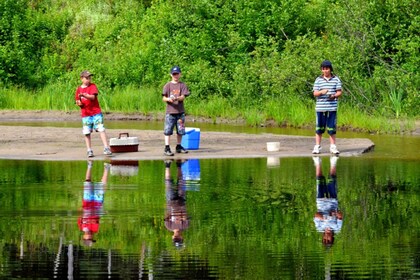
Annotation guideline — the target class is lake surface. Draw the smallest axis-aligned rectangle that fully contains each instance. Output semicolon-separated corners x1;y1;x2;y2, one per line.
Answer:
0;121;419;279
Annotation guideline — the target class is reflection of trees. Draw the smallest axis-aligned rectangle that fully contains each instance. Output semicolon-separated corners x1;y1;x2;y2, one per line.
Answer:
2;240;215;279
0;159;419;278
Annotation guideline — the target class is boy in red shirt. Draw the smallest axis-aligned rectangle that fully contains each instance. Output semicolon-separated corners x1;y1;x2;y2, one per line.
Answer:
75;70;112;157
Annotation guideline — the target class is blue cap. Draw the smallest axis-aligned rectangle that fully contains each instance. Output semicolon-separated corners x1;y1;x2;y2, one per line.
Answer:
170;66;181;74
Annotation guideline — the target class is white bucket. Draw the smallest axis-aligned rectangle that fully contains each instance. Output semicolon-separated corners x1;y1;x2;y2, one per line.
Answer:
266;142;280;152
267;157;280;167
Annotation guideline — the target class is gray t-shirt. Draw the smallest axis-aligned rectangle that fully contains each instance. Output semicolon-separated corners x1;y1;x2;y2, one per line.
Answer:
162;81;190;114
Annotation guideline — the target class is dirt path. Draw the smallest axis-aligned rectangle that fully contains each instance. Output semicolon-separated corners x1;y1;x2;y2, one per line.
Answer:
0;110;375;161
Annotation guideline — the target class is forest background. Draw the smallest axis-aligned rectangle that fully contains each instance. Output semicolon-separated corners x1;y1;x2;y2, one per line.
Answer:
0;0;418;133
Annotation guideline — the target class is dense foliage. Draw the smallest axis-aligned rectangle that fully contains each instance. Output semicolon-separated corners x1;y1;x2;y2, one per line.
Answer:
0;0;418;120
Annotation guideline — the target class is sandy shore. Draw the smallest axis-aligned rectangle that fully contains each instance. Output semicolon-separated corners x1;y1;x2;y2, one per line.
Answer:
0;110;375;161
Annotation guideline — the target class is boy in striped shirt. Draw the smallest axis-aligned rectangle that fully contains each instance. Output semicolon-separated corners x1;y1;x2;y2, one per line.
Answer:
312;60;342;154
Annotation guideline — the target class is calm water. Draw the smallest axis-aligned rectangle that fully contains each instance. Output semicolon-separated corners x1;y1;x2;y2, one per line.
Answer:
0;121;419;279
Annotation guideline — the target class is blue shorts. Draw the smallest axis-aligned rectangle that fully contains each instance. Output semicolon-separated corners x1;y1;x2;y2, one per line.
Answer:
315;111;337;135
164;113;185;136
316;175;337;199
82;113;105;135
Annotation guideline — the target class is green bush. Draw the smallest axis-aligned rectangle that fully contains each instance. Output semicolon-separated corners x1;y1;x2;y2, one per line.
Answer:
0;0;418;130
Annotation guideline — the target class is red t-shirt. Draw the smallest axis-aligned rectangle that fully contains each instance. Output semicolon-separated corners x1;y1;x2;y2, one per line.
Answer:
75;83;102;117
77;216;100;233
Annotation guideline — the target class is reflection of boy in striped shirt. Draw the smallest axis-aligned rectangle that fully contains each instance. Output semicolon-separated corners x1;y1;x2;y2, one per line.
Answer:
313;156;342;247
312;60;342;155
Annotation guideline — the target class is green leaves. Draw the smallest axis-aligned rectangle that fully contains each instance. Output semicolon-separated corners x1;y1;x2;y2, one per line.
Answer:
0;0;418;119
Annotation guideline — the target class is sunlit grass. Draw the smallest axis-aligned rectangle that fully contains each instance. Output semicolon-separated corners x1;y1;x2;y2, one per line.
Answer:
340;104;415;134
0;87;416;134
188;96;239;121
105;85;162;114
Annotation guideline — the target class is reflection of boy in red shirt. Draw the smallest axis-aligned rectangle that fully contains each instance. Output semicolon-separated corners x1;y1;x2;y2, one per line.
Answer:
78;161;109;246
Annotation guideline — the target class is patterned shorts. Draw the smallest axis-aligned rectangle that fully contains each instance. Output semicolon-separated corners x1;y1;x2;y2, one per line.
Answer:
82;113;105;135
164;113;185;136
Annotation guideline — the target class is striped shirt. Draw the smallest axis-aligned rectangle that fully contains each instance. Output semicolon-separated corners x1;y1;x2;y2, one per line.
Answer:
313;75;342;112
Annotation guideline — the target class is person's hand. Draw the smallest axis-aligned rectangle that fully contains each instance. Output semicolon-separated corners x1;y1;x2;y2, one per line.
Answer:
76;100;83;107
315;212;323;219
169;95;178;103
318;89;328;96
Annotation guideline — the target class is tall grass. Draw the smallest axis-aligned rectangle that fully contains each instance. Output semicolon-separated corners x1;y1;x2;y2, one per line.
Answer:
103;85;162;114
340;104;414;134
387;89;404;119
0;86;415;134
188;96;239;123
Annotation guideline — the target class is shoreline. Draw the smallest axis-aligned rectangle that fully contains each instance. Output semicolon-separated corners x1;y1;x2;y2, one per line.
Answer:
1;109;418;135
0;125;375;161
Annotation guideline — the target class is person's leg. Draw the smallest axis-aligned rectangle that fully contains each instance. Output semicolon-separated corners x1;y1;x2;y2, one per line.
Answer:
82;116;94;154
327;111;339;154
101;162;110;184
93;114;111;155
164;114;175;156
315;133;322;145
316;176;327;198
313;112;326;154
165;135;171;146
175;114;188;153
85;160;93;181
84;134;92;151
315;160;323;177
99;131;109;147
329;134;336;145
177;134;182;145
327;156;338;198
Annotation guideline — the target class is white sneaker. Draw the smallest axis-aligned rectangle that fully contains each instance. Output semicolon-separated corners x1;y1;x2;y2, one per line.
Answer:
330;155;339;167
312;156;321;166
330;144;340;154
312;145;321;154
103;147;113;156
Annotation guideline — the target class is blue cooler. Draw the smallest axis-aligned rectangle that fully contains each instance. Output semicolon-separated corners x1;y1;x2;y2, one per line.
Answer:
181;127;200;150
182;159;201;181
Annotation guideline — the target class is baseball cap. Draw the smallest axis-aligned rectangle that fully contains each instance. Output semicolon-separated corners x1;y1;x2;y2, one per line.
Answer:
320;60;333;71
170;66;181;74
80;70;94;78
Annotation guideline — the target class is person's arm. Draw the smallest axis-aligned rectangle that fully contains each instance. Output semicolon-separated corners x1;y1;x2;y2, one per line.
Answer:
329;89;342;99
328;78;342;99
175;83;189;102
75;89;84;107
314;89;329;97
79;92;97;101
313;78;328;97
162;84;174;103
163;95;175;103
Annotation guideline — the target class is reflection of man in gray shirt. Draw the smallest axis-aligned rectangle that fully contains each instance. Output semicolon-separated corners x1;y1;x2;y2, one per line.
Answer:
312;156;343;246
164;160;190;247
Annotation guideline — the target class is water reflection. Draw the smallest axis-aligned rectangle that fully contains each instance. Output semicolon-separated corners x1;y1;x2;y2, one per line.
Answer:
181;158;201;190
110;160;139;176
164;160;190;248
77;160;109;247
0;157;418;279
312;156;343;247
